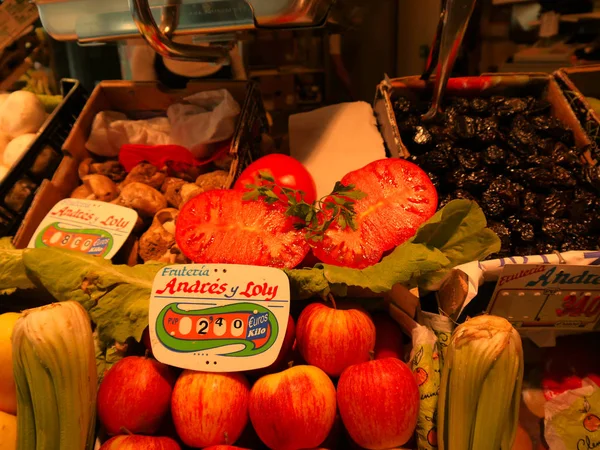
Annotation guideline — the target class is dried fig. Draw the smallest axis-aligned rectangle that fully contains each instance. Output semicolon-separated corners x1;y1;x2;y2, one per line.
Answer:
139;208;188;263
161;177;186;208
82;174;119;202
79;158;126;183
121;162;166;190
71;184;93;199
115;182;167;217
180;183;204;205
196;170;229;192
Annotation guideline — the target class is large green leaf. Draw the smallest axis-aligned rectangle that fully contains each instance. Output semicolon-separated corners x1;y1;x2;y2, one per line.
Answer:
0;238;35;293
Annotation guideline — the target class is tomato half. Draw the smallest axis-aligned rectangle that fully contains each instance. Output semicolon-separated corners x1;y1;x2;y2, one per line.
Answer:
176;189;310;269
311;158;438;269
234;154;317;204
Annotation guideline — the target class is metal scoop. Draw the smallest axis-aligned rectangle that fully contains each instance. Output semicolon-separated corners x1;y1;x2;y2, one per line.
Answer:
421;0;478;122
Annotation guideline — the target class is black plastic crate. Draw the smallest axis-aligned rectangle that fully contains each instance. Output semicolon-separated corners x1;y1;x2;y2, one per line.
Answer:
0;79;88;237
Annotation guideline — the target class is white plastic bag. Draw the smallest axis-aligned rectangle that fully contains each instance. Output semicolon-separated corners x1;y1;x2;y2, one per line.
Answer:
167;89;240;159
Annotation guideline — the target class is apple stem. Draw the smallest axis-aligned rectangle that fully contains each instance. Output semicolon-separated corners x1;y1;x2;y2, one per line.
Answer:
224;431;229;445
120;427;133;436
327;293;337;310
288;360;294;369
144;349;150;358
369;350;375;361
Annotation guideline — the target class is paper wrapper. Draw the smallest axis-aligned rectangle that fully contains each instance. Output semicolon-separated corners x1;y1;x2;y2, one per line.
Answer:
420;311;455;365
450;251;600;314
545;378;600;450
409;324;442;450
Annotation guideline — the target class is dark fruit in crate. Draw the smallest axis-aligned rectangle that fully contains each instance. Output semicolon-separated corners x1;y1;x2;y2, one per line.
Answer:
551;165;577;189
495;98;528;118
569;189;598;219
420;148;452;172
523;191;540;208
536;241;557;255
412;126;434;148
393;97;412;116
456;149;481;171
425;171;440;190
525;167;554;191
552;142;580;168
527;99;551;116
583;165;600;192
453;189;475;201
446;169;468;189
512;220;535;243
470;98;490;115
481;191;504;218
540;191;569;217
526;155;554;168
463;170;493;193
542;218;570;244
451;97;470;114
454;116;477;140
477;117;500;144
507;119;538;157
537;137;556;156
438;194;452;209
488;221;511;250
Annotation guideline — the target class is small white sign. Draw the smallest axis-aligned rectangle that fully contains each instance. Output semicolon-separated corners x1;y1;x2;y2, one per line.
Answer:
149;264;290;373
27;199;138;260
488;264;600;331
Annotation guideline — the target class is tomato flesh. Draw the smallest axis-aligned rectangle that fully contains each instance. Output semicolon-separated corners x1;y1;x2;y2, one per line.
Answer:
234;154;317;204
311;158;438;269
176;190;310;268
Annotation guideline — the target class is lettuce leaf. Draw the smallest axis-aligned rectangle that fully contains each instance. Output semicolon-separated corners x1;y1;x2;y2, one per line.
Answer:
286;200;500;298
0;200;499;349
0;237;35;293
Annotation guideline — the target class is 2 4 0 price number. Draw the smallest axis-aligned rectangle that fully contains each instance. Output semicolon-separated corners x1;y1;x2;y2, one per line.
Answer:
196;316;245;338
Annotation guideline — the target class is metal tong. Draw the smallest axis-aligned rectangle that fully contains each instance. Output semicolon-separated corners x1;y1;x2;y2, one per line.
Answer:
421;0;478;122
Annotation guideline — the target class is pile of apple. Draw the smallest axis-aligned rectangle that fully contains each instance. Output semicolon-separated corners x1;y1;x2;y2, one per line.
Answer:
97;302;420;450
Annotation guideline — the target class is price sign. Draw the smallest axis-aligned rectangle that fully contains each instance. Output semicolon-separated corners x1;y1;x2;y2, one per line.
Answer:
149;264;290;372
488;264;600;330
28;199;138;259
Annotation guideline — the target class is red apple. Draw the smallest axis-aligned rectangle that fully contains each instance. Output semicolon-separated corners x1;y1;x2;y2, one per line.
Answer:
203;447;248;450
248;315;296;377
296;302;376;376
97;356;176;435
171;370;250;448
337;358;419;449
372;313;404;360
99;435;181;450
249;365;336;450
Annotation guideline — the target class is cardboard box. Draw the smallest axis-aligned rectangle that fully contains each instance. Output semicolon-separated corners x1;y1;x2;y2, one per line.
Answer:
12;80;269;262
374;73;594;161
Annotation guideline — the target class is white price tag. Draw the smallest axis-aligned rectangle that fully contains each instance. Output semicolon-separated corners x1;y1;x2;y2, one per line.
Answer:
27;199;138;259
488;264;600;330
148;264;290;373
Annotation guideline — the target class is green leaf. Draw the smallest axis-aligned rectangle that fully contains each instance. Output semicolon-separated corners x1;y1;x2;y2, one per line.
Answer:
242;190;260;201
21;248;166;346
0;237;36;292
337;215;347;229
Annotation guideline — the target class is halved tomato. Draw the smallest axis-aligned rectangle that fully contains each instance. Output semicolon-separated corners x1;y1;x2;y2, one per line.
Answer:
176;190;310;268
311;158;438;269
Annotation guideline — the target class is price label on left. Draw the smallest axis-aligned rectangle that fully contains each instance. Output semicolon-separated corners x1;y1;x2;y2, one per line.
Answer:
27;199;138;259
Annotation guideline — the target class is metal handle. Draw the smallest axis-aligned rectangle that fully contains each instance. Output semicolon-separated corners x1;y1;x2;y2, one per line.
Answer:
422;0;477;121
128;0;231;63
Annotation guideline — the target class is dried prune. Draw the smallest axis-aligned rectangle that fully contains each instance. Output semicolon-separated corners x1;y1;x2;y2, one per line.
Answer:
551;142;580;168
540;191;569;217
507;118;538;157
482;145;507;166
446;169;468;189
398;115;419;133
505;152;523;169
521;205;541;224
536;241;557;255
523;191;540;208
450;97;470;114
454;116;477;140
453;189;475;201
512;220;535;243
560;238;596;252
420;148;452;172
463;170;493;193
470;98;490;115
526;155;554;168
532;116;574;146
526;167;554;191
488;221;511;250
583;164;600;192
481;191;505;218
536;137;556;156
496;98;528;118
425;171;440;190
542;218;569;243
438;194;453;209
393;97;412;116
456;149;481;171
477;117;500;144
413;125;433;147
551;165;577;189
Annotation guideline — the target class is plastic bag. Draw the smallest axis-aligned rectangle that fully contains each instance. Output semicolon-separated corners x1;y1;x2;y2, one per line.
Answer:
167;89;240;159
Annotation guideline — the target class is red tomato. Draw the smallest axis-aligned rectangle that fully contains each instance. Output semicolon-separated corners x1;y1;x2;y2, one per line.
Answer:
176;189;310;268
234;154;317;204
311;158;438;269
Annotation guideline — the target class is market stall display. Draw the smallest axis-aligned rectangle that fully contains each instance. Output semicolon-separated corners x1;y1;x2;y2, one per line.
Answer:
0;70;599;450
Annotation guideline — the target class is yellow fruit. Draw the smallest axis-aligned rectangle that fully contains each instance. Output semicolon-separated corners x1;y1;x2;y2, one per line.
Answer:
0;313;20;415
0;410;17;450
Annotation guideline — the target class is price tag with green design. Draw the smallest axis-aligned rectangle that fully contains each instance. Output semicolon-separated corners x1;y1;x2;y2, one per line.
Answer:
27;199;138;259
148;264;290;372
